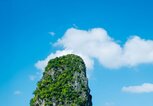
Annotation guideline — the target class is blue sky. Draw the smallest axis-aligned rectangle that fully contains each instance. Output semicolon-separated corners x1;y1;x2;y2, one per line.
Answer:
0;0;153;106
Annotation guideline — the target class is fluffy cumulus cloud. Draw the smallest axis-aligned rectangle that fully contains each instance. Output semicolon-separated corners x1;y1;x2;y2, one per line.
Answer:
35;28;153;71
122;83;153;93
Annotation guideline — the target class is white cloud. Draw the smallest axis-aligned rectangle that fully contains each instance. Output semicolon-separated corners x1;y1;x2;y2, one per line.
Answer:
35;28;153;71
122;83;153;93
123;36;153;66
14;90;22;95
49;32;55;36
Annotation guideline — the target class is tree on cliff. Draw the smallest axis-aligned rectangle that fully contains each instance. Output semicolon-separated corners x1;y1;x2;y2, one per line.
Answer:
30;54;92;106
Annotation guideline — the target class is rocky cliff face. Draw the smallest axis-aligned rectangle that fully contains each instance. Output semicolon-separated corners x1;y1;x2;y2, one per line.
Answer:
30;54;92;106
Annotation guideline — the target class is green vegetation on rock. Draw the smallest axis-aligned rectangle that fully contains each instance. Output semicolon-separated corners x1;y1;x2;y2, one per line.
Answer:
30;54;92;106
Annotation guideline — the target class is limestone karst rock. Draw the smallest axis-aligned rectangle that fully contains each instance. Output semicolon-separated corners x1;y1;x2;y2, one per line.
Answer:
30;54;92;106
